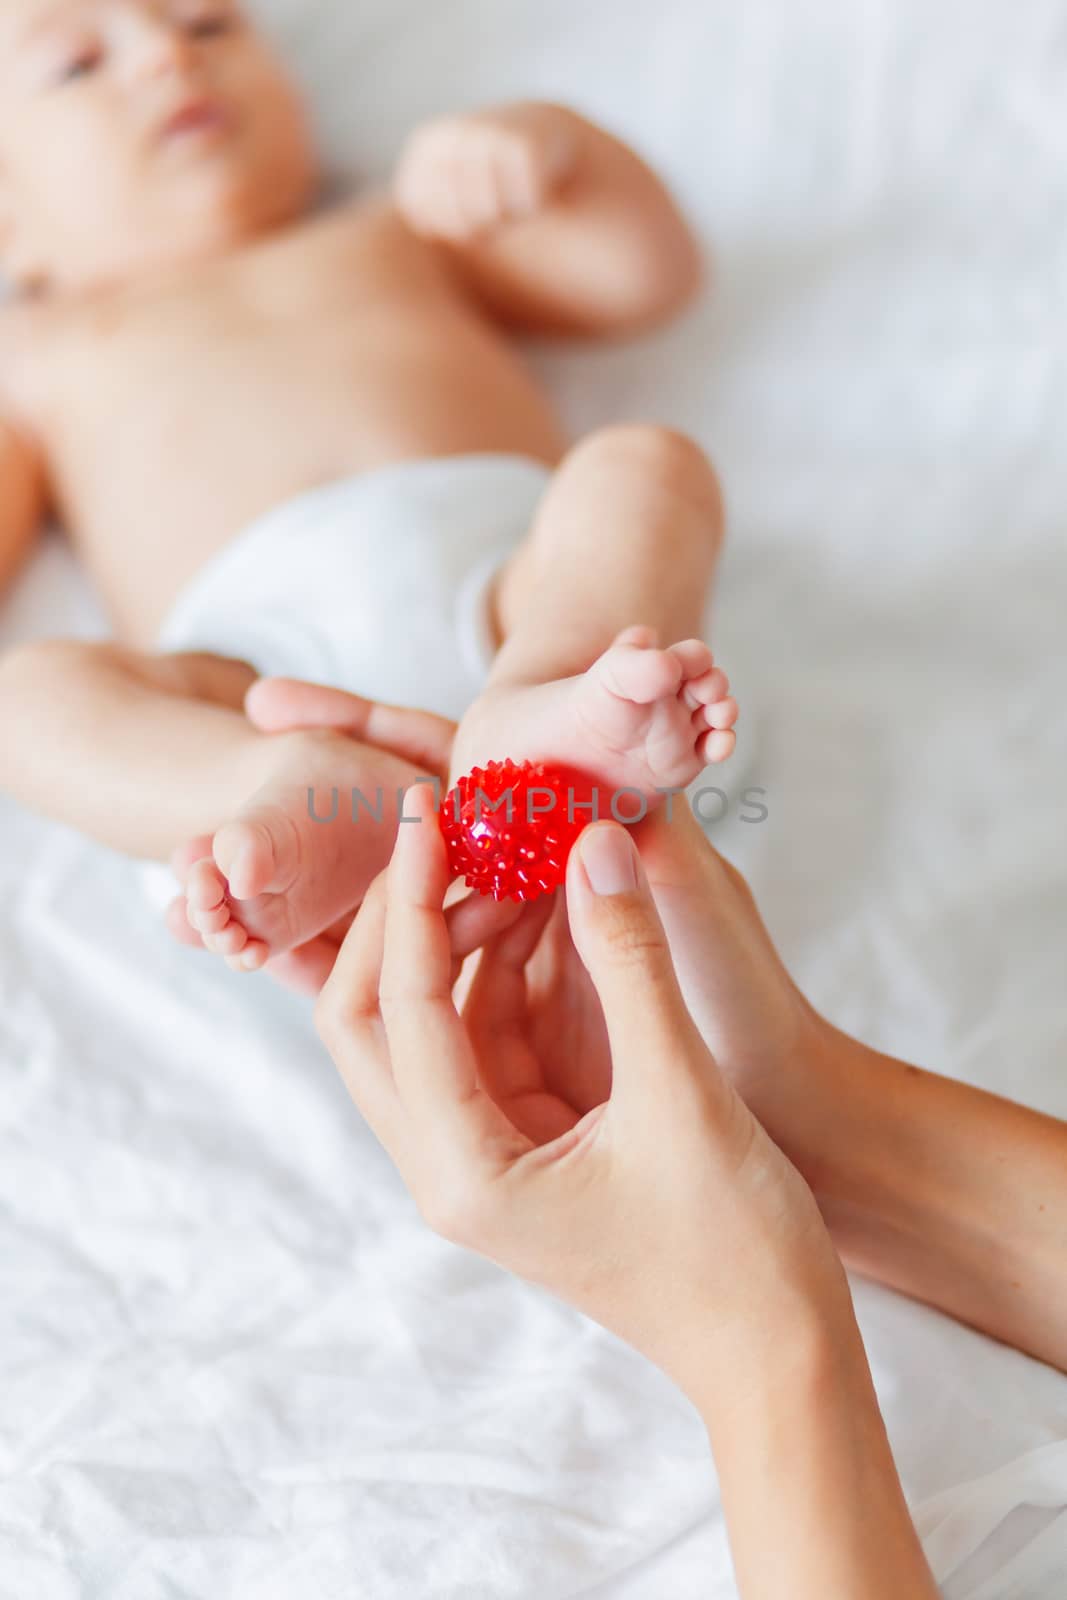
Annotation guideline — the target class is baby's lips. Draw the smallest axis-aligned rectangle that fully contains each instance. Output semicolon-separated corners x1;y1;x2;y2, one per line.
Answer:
159;95;232;147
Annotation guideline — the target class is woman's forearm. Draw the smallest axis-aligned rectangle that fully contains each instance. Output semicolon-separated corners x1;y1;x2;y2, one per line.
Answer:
777;1023;1067;1370
697;1297;937;1599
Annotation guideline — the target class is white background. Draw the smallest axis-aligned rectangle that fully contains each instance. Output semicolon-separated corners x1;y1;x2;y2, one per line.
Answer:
2;1;1066;1594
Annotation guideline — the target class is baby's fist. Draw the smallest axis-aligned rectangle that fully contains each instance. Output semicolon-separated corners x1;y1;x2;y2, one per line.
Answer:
394;105;579;242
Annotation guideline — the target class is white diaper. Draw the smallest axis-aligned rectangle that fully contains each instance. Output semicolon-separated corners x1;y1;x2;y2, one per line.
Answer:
157;453;552;722
141;453;550;917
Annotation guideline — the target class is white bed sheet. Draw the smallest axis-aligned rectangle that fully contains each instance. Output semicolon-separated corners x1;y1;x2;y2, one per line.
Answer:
2;0;1067;1594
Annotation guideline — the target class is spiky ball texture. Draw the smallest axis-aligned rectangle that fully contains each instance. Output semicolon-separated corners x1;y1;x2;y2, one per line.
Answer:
440;759;598;902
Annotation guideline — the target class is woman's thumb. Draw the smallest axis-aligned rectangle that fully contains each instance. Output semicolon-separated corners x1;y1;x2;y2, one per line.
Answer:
567;821;698;1069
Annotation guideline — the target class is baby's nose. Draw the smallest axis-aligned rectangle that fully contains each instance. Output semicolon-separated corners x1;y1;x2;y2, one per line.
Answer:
131;16;197;78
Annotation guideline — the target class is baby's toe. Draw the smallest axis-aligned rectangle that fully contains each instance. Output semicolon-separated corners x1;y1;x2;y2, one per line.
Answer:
701;728;736;764
702;695;739;731
204;920;249;959
684;665;730;709
193;904;232;937
165;895;203;948
226;938;270;974
668;639;716;687
186;869;232;937
611;623;660;650
170;836;213;887
599;641;684;704
213;817;278;901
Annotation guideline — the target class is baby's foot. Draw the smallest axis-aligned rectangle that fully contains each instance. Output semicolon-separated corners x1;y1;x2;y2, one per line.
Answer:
452;625;737;799
178;729;418;972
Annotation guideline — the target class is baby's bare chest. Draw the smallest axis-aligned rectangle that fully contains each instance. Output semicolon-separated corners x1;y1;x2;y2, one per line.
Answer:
12;214;562;638
37;227;484;465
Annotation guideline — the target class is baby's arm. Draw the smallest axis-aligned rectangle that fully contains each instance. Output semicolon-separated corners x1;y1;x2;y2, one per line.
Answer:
394;103;703;337
0;418;46;594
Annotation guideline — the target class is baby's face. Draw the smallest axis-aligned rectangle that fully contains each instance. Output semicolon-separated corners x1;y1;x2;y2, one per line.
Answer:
0;0;319;292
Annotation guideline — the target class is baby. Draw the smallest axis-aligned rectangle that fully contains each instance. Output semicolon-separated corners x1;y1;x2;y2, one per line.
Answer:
0;0;737;973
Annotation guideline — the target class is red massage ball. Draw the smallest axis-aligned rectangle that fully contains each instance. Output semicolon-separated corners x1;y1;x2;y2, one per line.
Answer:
440;759;598;903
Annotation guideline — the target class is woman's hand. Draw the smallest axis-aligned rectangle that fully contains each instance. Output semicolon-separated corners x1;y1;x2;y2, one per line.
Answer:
315;783;846;1409
167;681;462;993
233;673;817;1119
316;787;941;1597
453;890;612;1143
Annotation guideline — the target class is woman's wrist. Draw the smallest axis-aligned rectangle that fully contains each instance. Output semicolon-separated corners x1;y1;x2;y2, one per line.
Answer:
696;1283;938;1598
650;1160;859;1429
682;1251;856;1436
774;1018;1067;1371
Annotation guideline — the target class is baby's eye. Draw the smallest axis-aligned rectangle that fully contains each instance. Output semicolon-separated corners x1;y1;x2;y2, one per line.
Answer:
184;12;236;39
55;46;103;85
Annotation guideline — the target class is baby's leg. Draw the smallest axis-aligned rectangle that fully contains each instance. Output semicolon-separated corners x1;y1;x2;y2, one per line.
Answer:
0;640;265;856
0;640;417;968
454;425;737;789
493;424;723;677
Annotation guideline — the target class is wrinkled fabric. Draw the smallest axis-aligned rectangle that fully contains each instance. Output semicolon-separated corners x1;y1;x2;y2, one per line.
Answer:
2;0;1066;1594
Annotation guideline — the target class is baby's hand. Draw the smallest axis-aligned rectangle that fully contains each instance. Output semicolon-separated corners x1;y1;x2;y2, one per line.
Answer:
394;104;579;242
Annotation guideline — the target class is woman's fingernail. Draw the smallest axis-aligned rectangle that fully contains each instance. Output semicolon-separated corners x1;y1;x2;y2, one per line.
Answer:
579;825;639;896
